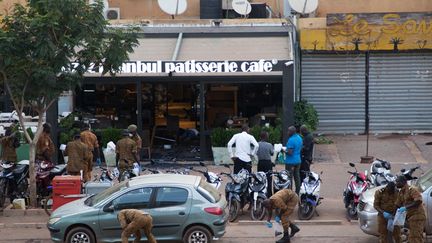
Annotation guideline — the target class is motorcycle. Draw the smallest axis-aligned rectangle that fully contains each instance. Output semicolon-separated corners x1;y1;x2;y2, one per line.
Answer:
369;159;395;187
221;165;250;222
249;171;268;220
36;160;67;215
119;162;141;182
343;162;369;219
95;167;116;183
0;160;29;208
401;165;421;182
272;169;292;193
190;162;222;189
298;171;323;220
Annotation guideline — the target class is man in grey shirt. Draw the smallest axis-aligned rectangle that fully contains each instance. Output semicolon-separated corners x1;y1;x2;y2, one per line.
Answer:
257;131;274;197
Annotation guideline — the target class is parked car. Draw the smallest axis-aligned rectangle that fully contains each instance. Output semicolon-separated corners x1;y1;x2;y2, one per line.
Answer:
358;168;432;238
47;174;227;243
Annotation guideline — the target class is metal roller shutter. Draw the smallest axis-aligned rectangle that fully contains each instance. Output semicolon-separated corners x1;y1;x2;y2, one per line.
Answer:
301;54;365;134
369;53;432;133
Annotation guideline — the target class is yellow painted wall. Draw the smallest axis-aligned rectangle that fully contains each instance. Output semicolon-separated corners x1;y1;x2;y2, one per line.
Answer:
315;0;432;17
300;12;432;51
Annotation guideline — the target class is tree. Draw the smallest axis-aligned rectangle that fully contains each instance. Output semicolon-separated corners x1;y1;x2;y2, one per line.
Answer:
0;0;138;207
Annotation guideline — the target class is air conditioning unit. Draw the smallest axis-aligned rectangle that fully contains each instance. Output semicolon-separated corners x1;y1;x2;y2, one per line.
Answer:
105;8;120;20
222;0;233;10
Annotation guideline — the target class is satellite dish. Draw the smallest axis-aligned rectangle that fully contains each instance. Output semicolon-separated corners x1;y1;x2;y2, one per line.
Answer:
158;0;188;16
232;0;252;16
288;0;318;14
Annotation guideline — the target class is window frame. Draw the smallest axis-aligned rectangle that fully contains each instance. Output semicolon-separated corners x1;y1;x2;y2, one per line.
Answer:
153;186;189;208
105;186;157;211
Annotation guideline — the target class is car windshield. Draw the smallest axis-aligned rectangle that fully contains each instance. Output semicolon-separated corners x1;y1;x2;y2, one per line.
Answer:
86;181;129;206
197;179;221;203
417;168;432;192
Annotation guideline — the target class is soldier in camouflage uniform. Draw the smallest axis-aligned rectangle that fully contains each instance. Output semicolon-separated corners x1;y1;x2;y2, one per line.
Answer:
80;124;100;180
36;123;55;161
263;189;300;243
116;130;139;177
395;175;426;243
374;181;401;243
128;124;142;161
0;127;19;163
65;134;90;181
117;209;156;243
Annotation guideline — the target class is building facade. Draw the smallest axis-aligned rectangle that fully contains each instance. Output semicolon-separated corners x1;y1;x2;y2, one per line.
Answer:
299;0;432;134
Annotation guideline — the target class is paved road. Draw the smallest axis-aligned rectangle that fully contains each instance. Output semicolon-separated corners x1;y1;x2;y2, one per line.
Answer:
0;224;376;243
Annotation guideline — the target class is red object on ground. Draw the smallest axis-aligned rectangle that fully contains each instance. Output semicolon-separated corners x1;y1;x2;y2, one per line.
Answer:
52;176;82;211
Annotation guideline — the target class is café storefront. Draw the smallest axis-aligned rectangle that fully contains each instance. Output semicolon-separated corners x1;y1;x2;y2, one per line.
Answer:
66;25;296;160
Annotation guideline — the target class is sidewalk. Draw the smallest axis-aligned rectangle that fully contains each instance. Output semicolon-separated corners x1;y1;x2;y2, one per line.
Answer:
314;134;432;164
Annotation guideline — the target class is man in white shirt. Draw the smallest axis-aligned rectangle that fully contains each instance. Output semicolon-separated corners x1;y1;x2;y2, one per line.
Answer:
227;125;259;174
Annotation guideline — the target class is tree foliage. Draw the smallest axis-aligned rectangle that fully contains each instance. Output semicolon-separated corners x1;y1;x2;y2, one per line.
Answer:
0;0;138;207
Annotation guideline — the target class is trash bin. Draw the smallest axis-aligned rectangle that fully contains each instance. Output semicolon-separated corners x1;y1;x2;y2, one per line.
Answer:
52;176;82;211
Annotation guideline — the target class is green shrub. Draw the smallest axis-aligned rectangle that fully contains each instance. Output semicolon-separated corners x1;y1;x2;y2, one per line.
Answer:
210;127;239;147
250;125;282;144
97;128;122;147
294;100;319;131
59;127;80;145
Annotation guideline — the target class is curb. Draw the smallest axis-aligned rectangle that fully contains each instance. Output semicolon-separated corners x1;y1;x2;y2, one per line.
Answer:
238;219;343;226
5;223;46;229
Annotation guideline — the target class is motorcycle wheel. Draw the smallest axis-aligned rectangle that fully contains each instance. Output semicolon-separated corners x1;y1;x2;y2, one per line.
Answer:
0;179;7;209
347;202;358;220
250;198;266;221
43;194;53;216
298;201;315;220
228;200;241;222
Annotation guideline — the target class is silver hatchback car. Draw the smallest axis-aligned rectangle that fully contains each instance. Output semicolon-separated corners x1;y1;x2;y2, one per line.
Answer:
47;174;227;243
358;168;432;239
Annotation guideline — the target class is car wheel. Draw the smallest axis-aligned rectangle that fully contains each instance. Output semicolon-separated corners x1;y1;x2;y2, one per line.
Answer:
65;226;95;243
183;225;212;243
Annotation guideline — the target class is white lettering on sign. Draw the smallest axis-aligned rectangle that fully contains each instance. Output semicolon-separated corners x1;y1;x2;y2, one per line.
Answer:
78;59;279;74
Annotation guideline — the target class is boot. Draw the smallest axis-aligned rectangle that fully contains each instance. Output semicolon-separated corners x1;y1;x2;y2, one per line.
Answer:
289;224;300;237
276;231;290;243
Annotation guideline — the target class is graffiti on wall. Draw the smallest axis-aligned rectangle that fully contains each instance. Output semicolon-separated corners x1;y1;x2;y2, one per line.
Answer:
301;12;432;51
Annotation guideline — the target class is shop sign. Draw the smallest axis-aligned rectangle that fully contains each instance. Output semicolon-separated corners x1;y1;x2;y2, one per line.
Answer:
82;59;281;74
301;12;432;51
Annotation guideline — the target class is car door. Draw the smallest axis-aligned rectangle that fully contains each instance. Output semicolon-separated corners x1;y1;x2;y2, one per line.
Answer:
148;186;192;239
98;187;155;242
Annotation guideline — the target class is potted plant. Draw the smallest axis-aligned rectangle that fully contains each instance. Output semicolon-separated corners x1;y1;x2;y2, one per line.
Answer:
210;127;239;165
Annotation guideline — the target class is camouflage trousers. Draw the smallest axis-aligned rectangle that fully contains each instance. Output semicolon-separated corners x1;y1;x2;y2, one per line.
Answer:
121;214;156;243
408;219;425;243
280;208;295;231
377;215;401;243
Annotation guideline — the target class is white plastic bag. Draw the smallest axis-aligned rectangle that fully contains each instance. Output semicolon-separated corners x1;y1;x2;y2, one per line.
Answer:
274;221;283;237
393;210;407;226
132;162;141;176
274;144;283;153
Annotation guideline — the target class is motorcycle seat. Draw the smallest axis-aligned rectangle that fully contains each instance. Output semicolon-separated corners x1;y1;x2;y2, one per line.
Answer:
13;164;28;175
50;164;67;175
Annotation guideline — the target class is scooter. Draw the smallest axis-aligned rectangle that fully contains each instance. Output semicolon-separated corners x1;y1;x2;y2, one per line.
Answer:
119;162;141;182
298;171;323;220
190;162;222;190
95;167;116;183
272;169;292;193
36;160;67;204
0;160;29;208
343;162;369;220
249;171;268;220
221;165;250;222
369;159;395;187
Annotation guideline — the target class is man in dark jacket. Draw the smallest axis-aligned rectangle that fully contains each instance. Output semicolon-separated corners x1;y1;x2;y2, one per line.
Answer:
300;125;314;182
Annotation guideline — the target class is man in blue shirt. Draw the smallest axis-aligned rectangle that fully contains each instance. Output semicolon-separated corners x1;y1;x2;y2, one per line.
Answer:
284;126;303;194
